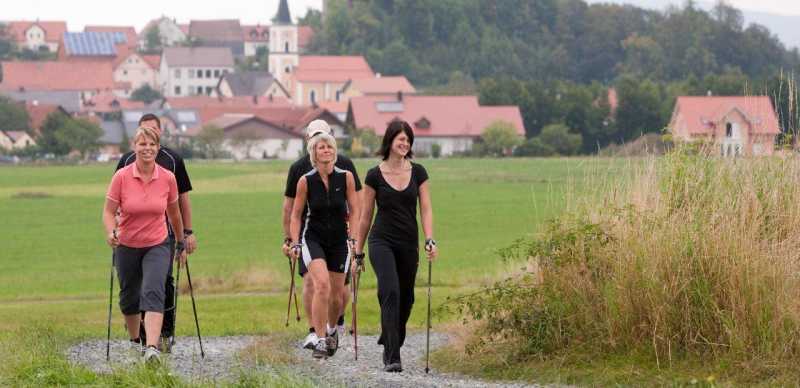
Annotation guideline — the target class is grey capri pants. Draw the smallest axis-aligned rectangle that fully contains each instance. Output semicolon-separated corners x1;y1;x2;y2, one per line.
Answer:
114;239;172;315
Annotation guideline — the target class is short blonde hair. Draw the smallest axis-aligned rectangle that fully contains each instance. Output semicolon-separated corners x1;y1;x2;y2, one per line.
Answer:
132;126;160;145
307;132;337;168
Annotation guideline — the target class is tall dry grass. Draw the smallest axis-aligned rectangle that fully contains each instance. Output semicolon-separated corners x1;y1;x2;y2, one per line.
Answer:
456;149;800;369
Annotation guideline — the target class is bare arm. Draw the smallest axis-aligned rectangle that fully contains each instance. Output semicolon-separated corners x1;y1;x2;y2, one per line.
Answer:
282;196;294;239
345;172;361;244
289;177;308;245
103;199;120;247
166;200;185;243
418;181;437;259
356;185;376;254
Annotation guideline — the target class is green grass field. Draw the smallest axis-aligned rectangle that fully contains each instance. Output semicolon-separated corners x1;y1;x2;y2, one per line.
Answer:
0;158;627;386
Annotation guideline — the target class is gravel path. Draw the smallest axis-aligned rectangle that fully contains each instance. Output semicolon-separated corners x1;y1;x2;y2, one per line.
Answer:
288;332;547;388
68;333;551;387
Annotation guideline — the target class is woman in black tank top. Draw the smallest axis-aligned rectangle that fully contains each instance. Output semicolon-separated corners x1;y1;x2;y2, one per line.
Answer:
289;132;360;359
355;120;438;372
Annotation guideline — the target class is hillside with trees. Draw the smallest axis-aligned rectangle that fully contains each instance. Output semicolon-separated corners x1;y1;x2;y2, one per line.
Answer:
302;0;800;153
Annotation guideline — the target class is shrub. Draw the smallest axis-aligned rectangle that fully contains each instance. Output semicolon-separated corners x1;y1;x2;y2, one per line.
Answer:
452;146;800;370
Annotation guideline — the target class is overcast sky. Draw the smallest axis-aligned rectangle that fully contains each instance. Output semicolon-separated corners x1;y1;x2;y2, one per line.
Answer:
3;0;799;32
3;0;323;30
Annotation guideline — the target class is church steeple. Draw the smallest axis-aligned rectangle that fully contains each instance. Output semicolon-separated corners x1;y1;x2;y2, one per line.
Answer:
273;0;292;25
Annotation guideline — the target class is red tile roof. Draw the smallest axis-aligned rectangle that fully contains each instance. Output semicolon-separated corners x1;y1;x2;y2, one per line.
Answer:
0;61;117;92
348;76;416;95
6;21;67;44
24;101;65;134
164;95;292;110
294;55;374;83
672;96;780;135
242;25;269;42
84;26;138;48
349;95;525;137
84;91;146;113
186;105;332;137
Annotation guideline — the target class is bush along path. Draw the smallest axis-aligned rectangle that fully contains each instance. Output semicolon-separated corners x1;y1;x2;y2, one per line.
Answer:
68;333;551;387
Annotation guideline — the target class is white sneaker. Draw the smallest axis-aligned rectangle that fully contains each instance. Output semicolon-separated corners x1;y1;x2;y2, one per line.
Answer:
129;339;144;357
143;345;161;365
337;324;346;344
302;332;318;350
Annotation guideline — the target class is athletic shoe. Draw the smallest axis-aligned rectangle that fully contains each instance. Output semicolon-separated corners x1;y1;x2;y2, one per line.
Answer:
312;338;328;359
129;339;144;357
326;330;339;357
383;362;403;373
336;324;346;342
143;345;161;365
302;332;319;350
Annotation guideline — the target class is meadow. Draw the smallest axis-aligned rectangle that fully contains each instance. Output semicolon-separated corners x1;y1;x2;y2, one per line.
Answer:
0;157;627;386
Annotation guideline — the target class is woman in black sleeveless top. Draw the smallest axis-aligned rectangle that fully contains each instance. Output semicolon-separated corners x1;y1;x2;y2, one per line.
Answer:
290;132;360;359
355;120;438;372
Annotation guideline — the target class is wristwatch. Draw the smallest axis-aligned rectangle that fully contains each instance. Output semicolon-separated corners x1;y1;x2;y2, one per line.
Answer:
176;240;186;253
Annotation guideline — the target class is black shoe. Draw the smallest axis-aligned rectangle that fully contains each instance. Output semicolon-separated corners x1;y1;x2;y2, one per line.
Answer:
326;330;339;357
383;362;402;373
312;339;328;359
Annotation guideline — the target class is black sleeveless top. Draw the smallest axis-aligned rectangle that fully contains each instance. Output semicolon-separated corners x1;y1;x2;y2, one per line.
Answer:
302;167;349;244
365;162;429;244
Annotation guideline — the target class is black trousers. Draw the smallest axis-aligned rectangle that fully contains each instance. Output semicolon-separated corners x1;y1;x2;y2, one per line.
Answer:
368;237;419;365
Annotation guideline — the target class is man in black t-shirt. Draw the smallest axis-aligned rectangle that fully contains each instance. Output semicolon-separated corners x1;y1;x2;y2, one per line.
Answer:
282;120;361;349
115;114;197;350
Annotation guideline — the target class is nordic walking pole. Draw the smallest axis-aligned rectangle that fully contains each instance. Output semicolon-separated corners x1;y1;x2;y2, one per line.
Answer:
183;258;205;358
105;233;116;362
351;252;363;360
285;257;297;326
424;240;435;374
171;251;182;350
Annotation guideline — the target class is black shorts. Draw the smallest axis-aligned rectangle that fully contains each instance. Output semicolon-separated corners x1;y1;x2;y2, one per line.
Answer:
301;238;350;274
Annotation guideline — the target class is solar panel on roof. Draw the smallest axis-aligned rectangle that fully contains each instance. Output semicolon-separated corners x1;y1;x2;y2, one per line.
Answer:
63;32;126;57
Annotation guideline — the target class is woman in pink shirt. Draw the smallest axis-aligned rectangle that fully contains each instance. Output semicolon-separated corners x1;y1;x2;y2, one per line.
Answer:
102;126;186;363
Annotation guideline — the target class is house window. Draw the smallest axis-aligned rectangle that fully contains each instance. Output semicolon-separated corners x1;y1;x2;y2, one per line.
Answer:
174;86;181;95
335;91;341;102
310;90;316;104
206;70;212;78
174;69;181;78
123;70;128;76
285;66;291;74
285;41;289;53
735;145;741;156
214;70;220;78
725;123;732;137
197;86;204;95
205;86;213;95
189;70;195;78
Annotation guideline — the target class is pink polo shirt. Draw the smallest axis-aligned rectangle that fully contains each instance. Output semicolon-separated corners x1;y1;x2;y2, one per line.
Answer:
106;163;179;248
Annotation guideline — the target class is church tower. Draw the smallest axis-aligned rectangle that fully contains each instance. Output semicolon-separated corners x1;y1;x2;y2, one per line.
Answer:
269;0;300;85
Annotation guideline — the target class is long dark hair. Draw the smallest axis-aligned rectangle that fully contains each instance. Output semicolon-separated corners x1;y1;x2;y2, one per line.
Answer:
377;120;414;160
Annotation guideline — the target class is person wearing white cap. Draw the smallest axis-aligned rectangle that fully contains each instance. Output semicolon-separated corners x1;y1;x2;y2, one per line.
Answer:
281;120;362;350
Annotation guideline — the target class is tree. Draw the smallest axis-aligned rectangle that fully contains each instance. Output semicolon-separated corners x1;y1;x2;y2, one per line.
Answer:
229;130;262;159
0;97;30;133
144;25;162;53
54;118;103;160
196;125;225;159
0;23;14;60
130;84;164;104
514;138;555;157
481;121;522;157
615;76;665;141
538;123;582;155
37;111;72;156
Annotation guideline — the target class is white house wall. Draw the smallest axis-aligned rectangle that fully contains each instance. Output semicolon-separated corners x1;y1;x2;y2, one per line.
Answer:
223;138;303;160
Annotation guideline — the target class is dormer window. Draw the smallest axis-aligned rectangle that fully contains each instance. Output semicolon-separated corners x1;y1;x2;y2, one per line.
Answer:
725;123;733;137
415;117;431;130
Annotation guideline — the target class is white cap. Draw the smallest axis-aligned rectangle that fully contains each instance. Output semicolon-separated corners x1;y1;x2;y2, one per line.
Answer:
306;119;332;139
